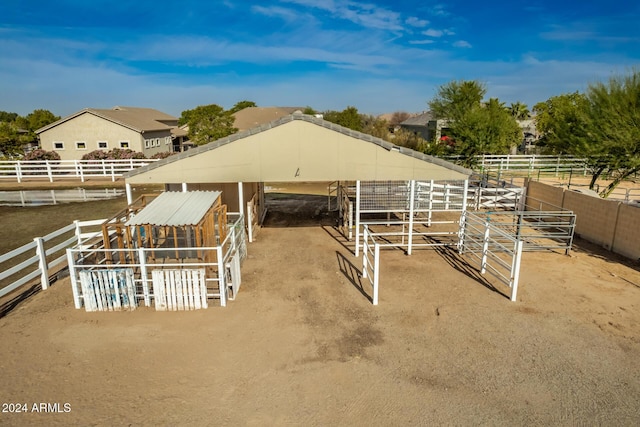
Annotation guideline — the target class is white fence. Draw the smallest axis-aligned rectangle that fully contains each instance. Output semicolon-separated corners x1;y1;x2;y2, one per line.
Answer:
0;219;105;299
458;211;524;301
66;214;246;311
361;226;380;305
0;188;124;206
0;159;158;182
354;180;469;256
442;155;588;176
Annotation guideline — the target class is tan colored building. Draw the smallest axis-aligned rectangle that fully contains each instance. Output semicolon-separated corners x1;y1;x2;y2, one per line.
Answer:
125;111;472;220
36;106;181;160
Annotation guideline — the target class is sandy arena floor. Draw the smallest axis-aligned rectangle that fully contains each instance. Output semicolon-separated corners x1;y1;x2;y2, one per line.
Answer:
1;189;639;425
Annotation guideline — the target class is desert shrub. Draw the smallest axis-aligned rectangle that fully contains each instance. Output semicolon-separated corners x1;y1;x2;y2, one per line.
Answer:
82;148;146;160
23;149;61;161
150;151;177;159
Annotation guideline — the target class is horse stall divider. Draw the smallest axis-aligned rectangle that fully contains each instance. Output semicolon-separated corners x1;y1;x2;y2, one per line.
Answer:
354;180;468;256
459;211;524;301
361;225;380;305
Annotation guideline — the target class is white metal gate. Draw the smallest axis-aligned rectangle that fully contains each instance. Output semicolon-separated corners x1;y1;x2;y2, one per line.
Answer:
458;211;524;301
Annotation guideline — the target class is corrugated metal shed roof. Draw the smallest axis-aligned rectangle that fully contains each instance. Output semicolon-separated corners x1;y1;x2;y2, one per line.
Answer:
125;191;221;227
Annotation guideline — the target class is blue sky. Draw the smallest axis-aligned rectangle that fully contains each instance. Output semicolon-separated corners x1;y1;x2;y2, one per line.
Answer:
1;0;639;118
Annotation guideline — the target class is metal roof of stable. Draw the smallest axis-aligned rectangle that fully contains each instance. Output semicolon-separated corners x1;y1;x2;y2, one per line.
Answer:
125;191;221;227
125;111;473;183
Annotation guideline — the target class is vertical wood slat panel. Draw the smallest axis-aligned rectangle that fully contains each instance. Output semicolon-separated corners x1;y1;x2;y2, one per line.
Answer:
78;269;136;312
151;269;207;311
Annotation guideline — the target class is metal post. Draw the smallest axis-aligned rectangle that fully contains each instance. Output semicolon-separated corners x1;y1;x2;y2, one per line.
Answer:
355;180;361;257
237;182;245;219
407;180;415;255
182;182;188;192
510;240;524;302
480;222;490;274
372;243;380;306
217;246;227;307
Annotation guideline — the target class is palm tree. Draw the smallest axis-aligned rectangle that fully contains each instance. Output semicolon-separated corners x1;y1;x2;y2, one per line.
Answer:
508;102;530;120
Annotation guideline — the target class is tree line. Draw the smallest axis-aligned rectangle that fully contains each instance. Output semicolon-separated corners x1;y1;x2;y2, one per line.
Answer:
0;109;59;158
3;70;638;197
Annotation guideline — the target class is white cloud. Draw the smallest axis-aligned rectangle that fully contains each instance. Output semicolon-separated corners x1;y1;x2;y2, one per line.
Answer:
453;40;472;48
423;29;443;38
409;40;436;45
251;5;300;21
405;16;429;28
280;0;403;31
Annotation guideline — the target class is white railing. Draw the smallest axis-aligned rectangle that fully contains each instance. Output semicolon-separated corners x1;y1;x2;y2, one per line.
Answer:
444;155;588;176
0;219;105;299
477;155;587;176
0;188;124;206
458;211;524;301
361;225;380;305
0;159;159;182
66;214;246;310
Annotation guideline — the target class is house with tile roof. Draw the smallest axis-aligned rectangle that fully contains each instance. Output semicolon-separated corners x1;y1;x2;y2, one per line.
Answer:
36;106;183;160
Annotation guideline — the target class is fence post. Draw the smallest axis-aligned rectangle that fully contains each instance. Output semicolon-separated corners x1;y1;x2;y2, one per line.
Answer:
34;237;49;290
111;164;116;182
138;247;151;307
217;246;227;307
77;160;85;182
362;226;369;279
510;240;524;302
74;220;82;245
355;180;361;257
457;211;466;254
66;249;82;309
480;222;490;274
407;180;415;255
15;161;22;183
372;243;380;306
46;160;53;182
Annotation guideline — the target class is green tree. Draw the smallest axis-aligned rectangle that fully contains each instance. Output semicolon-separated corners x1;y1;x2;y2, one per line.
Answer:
584;71;640;197
26;109;59;131
361;115;390;140
0;121;23;157
335;106;363;131
0;111;18;122
428;80;521;166
179;104;237;146
228;100;257;114
532;92;590;154
303;106;317;115
429;80;486;120
508;102;530;120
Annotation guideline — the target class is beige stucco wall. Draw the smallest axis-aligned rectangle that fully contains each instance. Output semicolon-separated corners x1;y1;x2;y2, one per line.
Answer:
525;180;640;260
127;120;469;184
524;179;564;210
563;191;620;250
39;112;171;160
611;203;640;260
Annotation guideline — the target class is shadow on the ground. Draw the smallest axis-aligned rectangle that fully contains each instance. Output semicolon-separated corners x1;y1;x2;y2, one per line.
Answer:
335;251;373;304
262;193;338;228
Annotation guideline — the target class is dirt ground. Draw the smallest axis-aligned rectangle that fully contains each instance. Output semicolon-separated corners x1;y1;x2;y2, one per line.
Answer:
1;183;640;426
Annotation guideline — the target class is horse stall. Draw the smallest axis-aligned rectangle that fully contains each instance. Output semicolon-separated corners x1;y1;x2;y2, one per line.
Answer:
66;191;247;312
333;178;575;304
